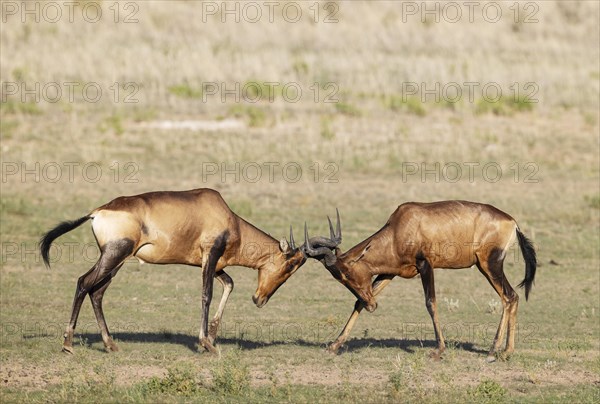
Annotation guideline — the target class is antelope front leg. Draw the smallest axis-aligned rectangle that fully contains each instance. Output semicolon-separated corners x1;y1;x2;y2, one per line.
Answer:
328;275;394;354
418;259;445;359
327;300;363;354
199;255;217;354
208;271;234;344
199;237;228;354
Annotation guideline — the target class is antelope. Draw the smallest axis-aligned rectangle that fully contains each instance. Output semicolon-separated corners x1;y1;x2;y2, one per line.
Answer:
303;201;536;361
40;188;306;354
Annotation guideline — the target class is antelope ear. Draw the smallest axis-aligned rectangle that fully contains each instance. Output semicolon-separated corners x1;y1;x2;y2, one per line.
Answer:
351;245;370;263
279;238;291;254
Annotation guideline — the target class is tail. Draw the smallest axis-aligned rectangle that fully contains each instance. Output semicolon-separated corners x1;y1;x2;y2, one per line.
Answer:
39;216;91;268
516;228;537;300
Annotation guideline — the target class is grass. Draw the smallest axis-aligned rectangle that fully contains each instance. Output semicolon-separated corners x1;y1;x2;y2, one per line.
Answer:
168;83;203;99
385;95;427;116
1;100;42;115
2;380;597;403
585;194;600;210
1;1;599;403
227;105;267;127
475;95;536;116
144;364;204;396
243;80;280;102
100;113;125;136
320;115;335;140
334;102;362;117
211;350;250;395
469;379;507;403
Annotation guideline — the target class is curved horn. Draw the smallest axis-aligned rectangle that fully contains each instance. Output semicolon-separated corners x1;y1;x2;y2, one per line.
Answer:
326;208;342;245
327;216;335;240
289;225;296;250
307;237;339;249
304;223;338;264
335;208;342;241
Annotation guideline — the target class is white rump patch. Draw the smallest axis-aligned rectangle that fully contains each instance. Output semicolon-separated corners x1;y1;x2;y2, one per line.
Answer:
91;210;137;246
500;225;518;260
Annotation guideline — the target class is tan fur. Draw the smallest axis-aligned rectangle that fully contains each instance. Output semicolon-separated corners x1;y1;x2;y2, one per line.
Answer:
306;200;530;361
45;188;306;354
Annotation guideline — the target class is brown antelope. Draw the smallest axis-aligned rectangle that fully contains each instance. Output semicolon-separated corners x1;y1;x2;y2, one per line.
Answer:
40;188;306;354
303;201;536;361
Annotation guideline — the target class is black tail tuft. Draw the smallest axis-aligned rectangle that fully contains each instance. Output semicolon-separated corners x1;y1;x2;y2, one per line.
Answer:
516;228;537;300
39;216;91;268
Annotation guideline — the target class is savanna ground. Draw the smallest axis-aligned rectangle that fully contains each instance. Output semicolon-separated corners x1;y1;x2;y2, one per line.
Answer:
1;1;599;402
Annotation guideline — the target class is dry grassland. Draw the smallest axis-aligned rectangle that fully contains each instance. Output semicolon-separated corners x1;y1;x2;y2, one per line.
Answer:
1;1;599;402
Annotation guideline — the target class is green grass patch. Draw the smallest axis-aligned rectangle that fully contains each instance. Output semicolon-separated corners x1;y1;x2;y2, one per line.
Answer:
228;105;267;127
584;194;600;209
99;113;125;135
475;95;535;116
131;107;157;123
334;102;362;117
384;95;427;116
292;60;309;77
468;379;507;403
320;115;335;140
211;350;251;396
3;381;599;404
168;83;203;99
0;118;19;139
243;80;280;102
1;99;42;115
144;364;204;396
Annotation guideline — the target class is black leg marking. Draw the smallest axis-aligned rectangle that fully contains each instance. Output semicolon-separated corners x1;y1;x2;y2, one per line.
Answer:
200;232;229;353
89;262;125;352
477;248;519;361
63;239;133;354
417;256;445;358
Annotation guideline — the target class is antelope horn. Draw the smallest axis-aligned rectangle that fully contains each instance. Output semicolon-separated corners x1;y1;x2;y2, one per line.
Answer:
304;223;338;264
304;222;311;252
327;216;335;240
326;208;342;245
307;236;340;249
335;208;341;241
289;225;296;250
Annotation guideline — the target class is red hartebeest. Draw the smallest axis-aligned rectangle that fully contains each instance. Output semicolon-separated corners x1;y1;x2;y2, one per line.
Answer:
303;201;536;361
40;188;306;354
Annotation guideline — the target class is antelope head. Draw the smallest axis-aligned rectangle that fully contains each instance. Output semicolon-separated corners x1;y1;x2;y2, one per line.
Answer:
302;210;378;312
252;226;307;308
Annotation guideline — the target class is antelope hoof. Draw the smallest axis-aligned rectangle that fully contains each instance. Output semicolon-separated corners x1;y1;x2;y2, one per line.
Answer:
486;354;497;363
496;350;512;362
501;349;514;361
365;302;378;313
62;344;74;355
208;319;220;342
327;343;341;355
429;349;444;361
200;337;218;354
104;341;119;353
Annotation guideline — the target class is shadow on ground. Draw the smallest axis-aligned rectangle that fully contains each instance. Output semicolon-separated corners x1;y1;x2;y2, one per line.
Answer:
28;332;487;355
